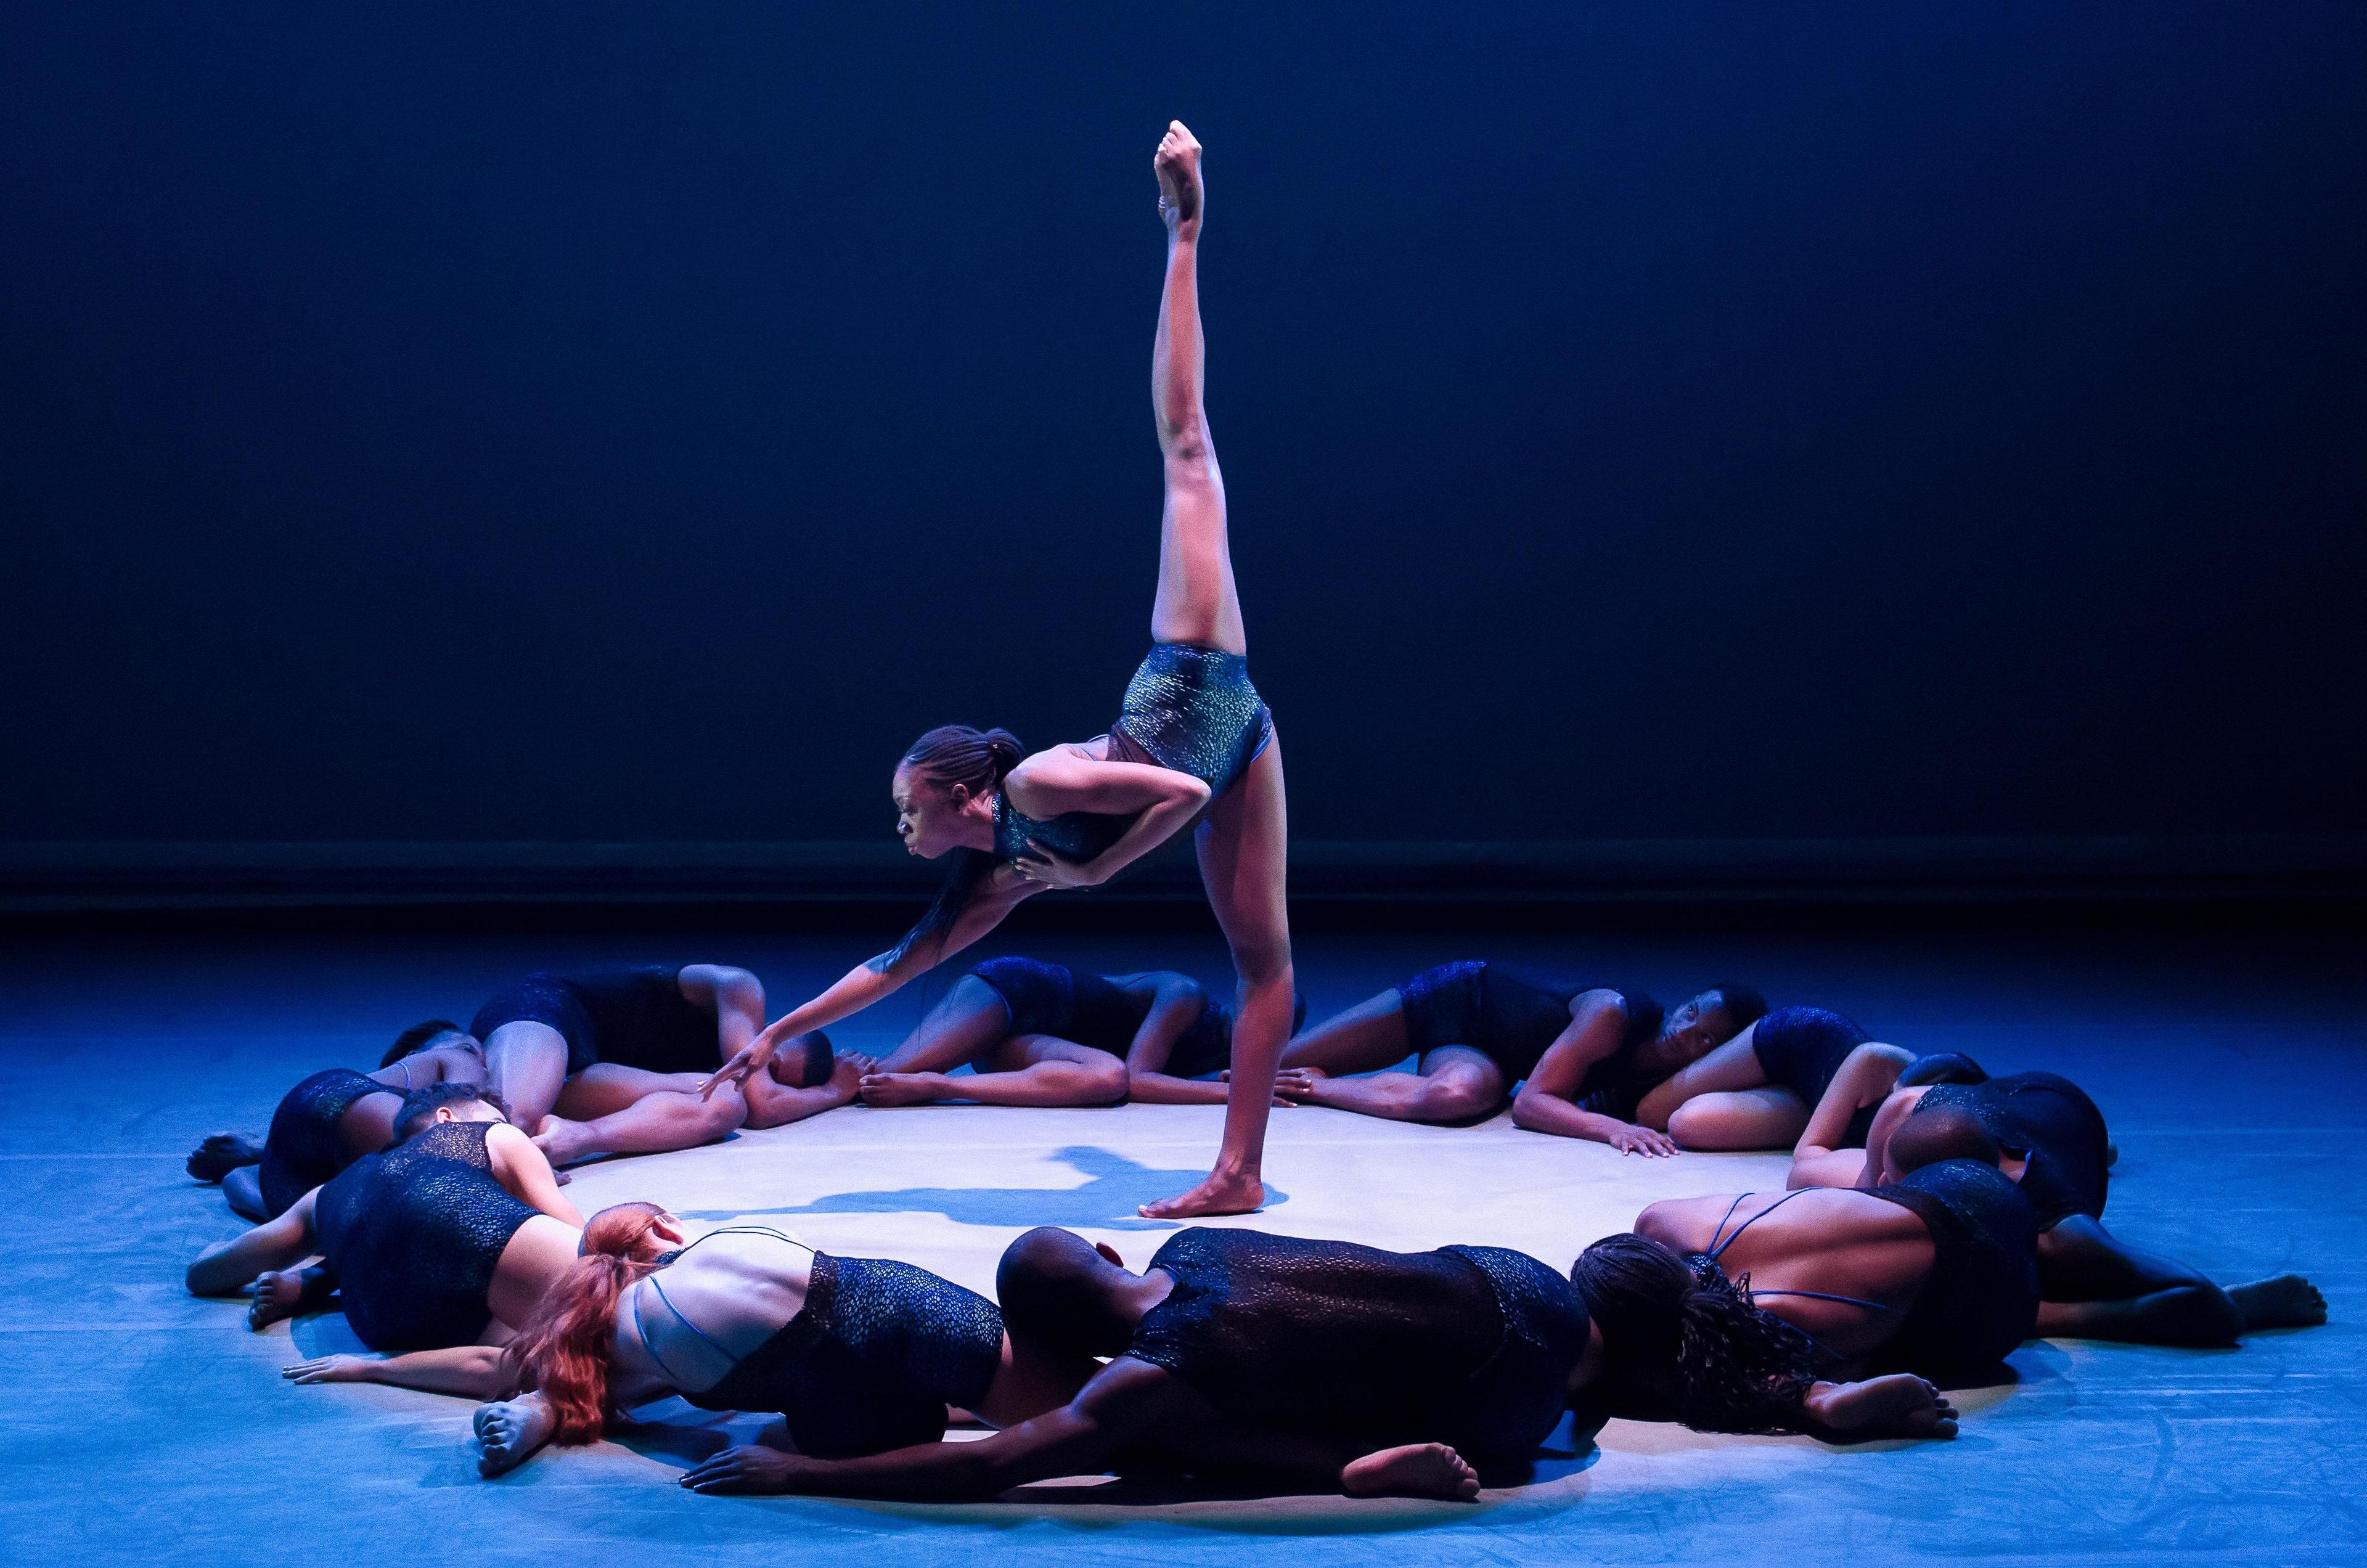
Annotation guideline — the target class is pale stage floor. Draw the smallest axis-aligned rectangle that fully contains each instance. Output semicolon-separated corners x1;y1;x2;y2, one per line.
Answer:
3;919;2359;1567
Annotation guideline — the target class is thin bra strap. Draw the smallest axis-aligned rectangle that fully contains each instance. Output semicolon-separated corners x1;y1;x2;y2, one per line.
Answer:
1710;1190;1819;1259
397;1057;415;1091
636;1225;818;1374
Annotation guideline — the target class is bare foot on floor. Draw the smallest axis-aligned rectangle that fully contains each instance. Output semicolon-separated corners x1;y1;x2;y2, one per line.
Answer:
476;1393;558;1478
1139;1170;1263;1220
531;1115;597;1169
1343;1442;1480;1501
2230;1273;2326;1331
1805;1374;1958;1441
1154;120;1203;231
248;1267;308;1331
857;1072;946;1108
187;1133;264;1182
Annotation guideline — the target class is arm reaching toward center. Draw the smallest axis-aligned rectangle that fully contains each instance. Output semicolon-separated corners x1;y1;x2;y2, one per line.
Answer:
1511;994;1680;1155
703;868;1040;1098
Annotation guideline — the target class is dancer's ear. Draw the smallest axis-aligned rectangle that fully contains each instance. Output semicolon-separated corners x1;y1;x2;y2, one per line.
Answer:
653;1214;686;1246
1094;1242;1126;1269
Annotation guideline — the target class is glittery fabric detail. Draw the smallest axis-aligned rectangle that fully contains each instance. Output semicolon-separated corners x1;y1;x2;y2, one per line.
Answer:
314;1119;536;1352
968;957;1142;1051
1919;1072;2109;1227
994;788;1130;865
1865;1158;2040;1385
258;1068;391;1219
1129;1227;1587;1460
1110;642;1273;796
1750;1006;1875;1108
685;1252;1006;1459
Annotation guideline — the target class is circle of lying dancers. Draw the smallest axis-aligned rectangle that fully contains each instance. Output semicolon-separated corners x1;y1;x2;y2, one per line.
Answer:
183;125;2326;1504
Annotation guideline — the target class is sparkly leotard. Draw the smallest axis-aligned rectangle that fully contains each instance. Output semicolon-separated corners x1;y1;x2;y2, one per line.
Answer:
1123;1227;1590;1461
1397;962;1661;1087
257;1068;398;1219
1705;1158;2039;1386
1752;1006;1881;1145
659;1231;1006;1460
313;1120;538;1352
469;965;721;1076
1918;1071;2111;1228
990;642;1275;871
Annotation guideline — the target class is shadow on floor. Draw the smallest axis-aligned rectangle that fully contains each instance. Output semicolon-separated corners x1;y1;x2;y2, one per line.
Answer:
682;1145;1287;1231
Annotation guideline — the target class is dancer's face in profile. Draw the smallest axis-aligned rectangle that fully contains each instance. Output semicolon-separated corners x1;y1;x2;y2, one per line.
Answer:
892;766;970;859
1635;990;1736;1076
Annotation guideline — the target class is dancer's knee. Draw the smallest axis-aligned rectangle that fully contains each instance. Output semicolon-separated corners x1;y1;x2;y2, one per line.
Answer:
1412;1075;1500;1123
1077;1055;1129;1105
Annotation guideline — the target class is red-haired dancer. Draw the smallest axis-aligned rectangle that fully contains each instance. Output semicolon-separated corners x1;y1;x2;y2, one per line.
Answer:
472;1204;1094;1477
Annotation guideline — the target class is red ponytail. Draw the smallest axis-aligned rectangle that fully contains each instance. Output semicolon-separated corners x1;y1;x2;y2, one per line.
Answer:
505;1202;669;1444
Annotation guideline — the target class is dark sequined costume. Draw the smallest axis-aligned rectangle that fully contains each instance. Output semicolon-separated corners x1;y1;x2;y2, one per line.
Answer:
1752;1006;1880;1144
969;957;1143;1050
1124;1227;1591;1461
1397;961;1661;1088
681;1252;1006;1460
1919;1071;2110;1228
313;1120;538;1352
990;642;1274;872
258;1068;398;1219
470;965;720;1076
1863;1159;2042;1384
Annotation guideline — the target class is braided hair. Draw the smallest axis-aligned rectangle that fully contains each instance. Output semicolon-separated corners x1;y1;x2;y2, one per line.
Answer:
884;725;1025;968
1572;1232;1821;1436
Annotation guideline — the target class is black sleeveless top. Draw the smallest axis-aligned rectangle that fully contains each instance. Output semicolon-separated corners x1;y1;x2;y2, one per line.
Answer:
314;1120;538;1352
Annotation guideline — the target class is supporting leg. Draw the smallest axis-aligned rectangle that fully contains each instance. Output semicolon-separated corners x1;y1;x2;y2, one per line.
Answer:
1142;733;1290;1219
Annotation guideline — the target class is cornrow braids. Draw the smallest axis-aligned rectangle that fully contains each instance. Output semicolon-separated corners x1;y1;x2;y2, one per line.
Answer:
1672;1254;1823;1436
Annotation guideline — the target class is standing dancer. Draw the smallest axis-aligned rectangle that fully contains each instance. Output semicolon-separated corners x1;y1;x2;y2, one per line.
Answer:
709;123;1291;1218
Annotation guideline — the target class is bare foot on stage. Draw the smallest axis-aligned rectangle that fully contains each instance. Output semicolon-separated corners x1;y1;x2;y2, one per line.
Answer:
1139;1169;1264;1220
856;1072;949;1108
187;1132;264;1182
1804;1374;1958;1441
247;1267;308;1331
1155;120;1203;232
1343;1442;1481;1501
476;1392;557;1478
531;1115;597;1169
2230;1272;2326;1331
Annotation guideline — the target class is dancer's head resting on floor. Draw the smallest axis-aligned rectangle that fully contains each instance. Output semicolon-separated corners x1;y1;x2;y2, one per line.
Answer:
380;1018;475;1068
1570;1233;1820;1434
507;1201;685;1444
391;1082;512;1142
995;1226;1170;1357
1632;982;1769;1078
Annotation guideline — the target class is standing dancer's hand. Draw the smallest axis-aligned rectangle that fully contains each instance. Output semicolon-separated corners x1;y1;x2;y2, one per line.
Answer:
1013;841;1105;891
701;1031;779;1100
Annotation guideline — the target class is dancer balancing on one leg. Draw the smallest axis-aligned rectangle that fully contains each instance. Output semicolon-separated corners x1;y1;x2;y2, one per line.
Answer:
707;123;1291;1219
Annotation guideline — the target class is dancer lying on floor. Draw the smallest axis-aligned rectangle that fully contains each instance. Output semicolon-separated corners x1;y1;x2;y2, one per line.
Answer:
1789;1058;2326;1347
708;123;1293;1220
470;1202;1097;1477
1272;966;1762;1152
676;1225;1959;1499
187;1021;490;1221
1635;1003;1907;1151
856;956;1304;1108
471;963;864;1167
1637;1111;2042;1386
186;1085;585;1397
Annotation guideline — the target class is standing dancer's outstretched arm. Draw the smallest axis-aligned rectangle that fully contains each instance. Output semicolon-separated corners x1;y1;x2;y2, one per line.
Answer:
1137;123;1294;1219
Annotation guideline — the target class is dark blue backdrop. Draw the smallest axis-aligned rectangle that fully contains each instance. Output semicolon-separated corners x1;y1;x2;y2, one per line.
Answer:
6;4;2362;851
